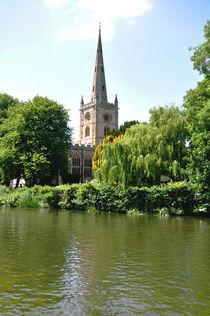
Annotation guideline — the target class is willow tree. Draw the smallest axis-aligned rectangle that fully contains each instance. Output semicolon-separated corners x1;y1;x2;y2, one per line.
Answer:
95;106;187;187
92;135;124;171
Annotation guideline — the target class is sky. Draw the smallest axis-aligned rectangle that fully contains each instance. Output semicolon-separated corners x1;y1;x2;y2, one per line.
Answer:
0;0;209;142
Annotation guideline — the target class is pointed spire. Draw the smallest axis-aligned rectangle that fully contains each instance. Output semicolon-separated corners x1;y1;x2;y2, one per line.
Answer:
114;94;118;106
80;95;84;107
91;24;108;103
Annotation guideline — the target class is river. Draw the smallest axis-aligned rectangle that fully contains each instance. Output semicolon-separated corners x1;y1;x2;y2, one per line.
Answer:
0;208;210;315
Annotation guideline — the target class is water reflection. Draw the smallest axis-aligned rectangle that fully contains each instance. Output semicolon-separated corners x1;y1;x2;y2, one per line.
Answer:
0;209;210;315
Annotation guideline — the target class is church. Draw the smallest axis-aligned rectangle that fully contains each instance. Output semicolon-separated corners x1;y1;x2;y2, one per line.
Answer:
70;27;119;183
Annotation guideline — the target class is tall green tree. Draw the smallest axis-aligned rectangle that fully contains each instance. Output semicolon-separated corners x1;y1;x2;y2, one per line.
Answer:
183;21;210;189
0;96;72;186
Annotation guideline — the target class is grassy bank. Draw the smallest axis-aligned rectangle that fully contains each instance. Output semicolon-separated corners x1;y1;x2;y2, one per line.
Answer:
0;182;209;216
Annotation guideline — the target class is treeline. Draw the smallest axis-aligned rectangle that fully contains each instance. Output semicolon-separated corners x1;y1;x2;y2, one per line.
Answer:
0;95;72;187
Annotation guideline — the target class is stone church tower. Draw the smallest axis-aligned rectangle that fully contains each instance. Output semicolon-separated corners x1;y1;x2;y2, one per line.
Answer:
70;26;118;183
78;27;118;146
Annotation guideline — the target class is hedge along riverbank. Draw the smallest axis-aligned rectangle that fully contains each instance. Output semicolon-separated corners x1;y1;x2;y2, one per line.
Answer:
0;182;209;216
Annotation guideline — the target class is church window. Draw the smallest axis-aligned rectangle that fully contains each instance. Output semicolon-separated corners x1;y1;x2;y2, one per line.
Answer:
101;66;104;72
84;154;93;178
102;85;105;91
72;153;81;175
72;156;80;167
92;86;94;92
104;126;110;136
84;158;92;167
72;167;81;175
84;168;92;178
85;126;90;137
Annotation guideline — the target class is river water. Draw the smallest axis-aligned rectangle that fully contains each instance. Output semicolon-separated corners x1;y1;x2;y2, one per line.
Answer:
0;208;210;315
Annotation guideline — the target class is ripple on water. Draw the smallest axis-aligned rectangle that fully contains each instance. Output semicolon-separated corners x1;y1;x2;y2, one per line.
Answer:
0;210;210;315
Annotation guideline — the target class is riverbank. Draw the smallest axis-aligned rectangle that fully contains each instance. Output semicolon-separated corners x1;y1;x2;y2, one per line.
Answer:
0;182;209;216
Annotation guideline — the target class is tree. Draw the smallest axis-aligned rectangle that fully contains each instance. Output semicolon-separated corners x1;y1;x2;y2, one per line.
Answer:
0;96;72;186
183;21;210;190
183;77;210;134
183;81;210;188
109;120;139;137
92;135;123;171
0;93;19;123
190;20;210;76
95;106;187;187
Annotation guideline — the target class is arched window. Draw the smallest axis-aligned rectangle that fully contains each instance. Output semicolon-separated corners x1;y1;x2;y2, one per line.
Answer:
84;154;93;178
72;153;81;175
84;157;92;167
104;126;110;137
72;154;80;167
85;126;90;137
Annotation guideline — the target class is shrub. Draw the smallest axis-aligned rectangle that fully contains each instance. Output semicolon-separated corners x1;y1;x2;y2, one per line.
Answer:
0;181;207;217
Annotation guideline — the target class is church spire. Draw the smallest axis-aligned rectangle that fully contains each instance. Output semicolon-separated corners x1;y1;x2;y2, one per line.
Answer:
91;24;107;103
80;95;84;107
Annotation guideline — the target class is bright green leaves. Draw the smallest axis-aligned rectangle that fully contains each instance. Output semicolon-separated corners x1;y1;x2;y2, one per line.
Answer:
183;77;210;135
95;107;187;187
0;96;72;186
0;93;20;124
92;134;124;171
190;20;210;76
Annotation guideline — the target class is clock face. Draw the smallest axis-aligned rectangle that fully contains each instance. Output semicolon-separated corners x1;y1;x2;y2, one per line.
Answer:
85;112;91;121
103;113;111;122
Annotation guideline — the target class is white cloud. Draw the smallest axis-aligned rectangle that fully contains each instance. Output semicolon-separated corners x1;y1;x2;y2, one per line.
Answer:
127;20;136;26
57;20;114;41
55;0;153;41
43;0;69;6
77;0;152;20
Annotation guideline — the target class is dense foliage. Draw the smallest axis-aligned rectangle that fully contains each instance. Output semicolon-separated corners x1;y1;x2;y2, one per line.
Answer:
0;181;207;216
95;106;187;187
0;96;72;186
92;135;124;171
183;21;210;192
0;93;20;123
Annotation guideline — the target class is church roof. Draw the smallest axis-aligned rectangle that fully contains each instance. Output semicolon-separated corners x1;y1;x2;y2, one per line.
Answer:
90;26;108;103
